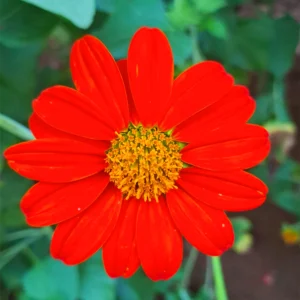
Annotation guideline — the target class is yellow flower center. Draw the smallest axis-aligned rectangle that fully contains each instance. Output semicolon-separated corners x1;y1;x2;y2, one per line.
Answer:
105;125;183;202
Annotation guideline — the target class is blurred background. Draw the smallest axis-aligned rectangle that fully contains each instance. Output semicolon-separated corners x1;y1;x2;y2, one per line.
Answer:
0;0;300;299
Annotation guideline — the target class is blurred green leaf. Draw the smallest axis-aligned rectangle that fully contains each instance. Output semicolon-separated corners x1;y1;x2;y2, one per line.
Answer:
167;0;199;30
231;217;252;233
250;163;271;187
0;0;57;47
1;206;26;228
272;79;291;122
166;31;192;66
0;43;42;121
22;258;79;300
118;270;155;300
270;159;300;217
92;0;168;57
193;0;226;14
231;16;274;70
268;15;299;78
0;164;32;211
96;0;116;13
1;255;29;290
250;94;273;125
201;16;228;39
79;253;116;300
92;0;191;65
231;217;253;254
0;237;38;270
22;0;96;29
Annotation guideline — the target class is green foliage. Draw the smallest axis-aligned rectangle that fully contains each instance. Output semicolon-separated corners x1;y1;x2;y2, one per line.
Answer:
0;0;58;47
92;0;192;65
268;16;299;78
22;258;79;300
270;159;300;217
231;217;253;254
193;0;226;14
21;0;96;29
79;254;116;300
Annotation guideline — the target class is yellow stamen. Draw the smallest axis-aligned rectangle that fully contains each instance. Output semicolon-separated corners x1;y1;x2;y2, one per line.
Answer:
105;125;183;202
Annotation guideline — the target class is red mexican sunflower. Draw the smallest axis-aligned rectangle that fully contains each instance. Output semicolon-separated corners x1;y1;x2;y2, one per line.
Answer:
4;27;270;281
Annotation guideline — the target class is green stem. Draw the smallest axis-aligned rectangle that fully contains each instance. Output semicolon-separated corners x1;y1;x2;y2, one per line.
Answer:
23;247;40;265
42;226;53;240
0;113;34;140
180;247;199;290
190;26;205;64
211;256;228;300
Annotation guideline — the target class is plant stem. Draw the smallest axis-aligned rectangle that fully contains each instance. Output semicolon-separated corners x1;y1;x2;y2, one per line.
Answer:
211;256;228;300
190;26;205;64
23;247;40;265
180;247;199;290
42;226;53;240
0;113;34;140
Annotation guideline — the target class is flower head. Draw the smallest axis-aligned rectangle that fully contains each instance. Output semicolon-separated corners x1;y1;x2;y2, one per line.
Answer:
4;27;270;281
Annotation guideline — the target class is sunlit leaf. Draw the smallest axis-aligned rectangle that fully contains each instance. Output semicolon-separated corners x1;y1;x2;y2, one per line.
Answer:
22;0;96;29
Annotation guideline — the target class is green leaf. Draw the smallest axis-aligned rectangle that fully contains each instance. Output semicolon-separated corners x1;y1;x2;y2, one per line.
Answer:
231;16;274;70
268;15;299;78
96;0;116;13
231;217;252;234
166;31;192;66
201;16;228;39
231;217;253;254
1;255;29;290
0;43;42;122
167;0;199;30
22;0;96;29
79;253;116;300
92;0;191;65
1;206;26;228
22;257;79;300
118;270;156;300
272;79;291;122
0;0;58;47
269;159;300;217
193;0;226;14
0;164;32;211
271;190;300;217
250;94;273;125
0;237;38;270
92;0;168;57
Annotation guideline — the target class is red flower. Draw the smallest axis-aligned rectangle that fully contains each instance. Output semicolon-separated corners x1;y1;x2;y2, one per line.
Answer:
4;27;270;281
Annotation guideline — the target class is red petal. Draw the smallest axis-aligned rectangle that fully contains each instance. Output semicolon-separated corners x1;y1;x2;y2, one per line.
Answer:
29;114;109;148
127;27;173;126
117;59;139;124
103;199;140;278
136;198;182;281
4;139;108;182
70;35;129;131
33;86;116;140
159;61;234;130
122;243;140;278
181;124;270;171
177;168;267;211
50;184;122;265
173;86;255;143
167;188;234;256
21;172;109;226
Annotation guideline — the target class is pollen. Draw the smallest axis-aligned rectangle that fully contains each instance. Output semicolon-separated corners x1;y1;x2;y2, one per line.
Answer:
105;125;183;202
